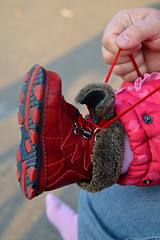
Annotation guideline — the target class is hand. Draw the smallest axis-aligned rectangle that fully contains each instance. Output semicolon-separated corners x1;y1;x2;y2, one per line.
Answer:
102;8;160;82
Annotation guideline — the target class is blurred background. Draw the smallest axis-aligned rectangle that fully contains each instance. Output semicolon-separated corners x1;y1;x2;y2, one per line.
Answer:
0;0;159;239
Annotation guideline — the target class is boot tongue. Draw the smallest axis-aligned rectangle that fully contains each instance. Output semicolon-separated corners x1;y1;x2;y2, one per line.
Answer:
80;89;108;125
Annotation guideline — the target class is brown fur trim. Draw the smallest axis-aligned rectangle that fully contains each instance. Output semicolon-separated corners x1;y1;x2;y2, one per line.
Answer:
78;121;124;192
75;83;116;120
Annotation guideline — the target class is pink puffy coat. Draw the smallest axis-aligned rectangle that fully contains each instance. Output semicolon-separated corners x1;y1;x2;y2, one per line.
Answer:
115;72;160;187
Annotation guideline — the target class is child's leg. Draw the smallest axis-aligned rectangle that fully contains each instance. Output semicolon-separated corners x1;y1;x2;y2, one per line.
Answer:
78;184;160;240
46;193;78;240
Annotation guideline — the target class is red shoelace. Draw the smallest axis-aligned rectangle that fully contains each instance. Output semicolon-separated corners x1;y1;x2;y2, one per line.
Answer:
86;49;160;135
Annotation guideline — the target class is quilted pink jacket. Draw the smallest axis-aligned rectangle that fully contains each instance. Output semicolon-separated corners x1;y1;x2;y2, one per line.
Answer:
115;72;160;187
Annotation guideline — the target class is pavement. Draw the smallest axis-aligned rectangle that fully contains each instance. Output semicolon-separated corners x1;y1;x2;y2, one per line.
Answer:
0;0;159;239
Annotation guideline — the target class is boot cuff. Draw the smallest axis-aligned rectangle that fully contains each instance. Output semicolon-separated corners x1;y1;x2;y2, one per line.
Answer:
75;82;115;120
78;121;124;192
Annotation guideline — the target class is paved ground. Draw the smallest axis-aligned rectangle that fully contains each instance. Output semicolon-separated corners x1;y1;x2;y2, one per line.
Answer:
0;0;159;239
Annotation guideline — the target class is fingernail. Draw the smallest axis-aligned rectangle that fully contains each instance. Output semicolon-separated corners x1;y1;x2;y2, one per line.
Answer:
116;35;131;46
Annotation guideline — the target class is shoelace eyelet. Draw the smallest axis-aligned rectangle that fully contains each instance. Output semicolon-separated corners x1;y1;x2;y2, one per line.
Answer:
74;122;93;140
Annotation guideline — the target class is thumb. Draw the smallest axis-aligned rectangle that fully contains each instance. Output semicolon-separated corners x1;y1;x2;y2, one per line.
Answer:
115;17;159;49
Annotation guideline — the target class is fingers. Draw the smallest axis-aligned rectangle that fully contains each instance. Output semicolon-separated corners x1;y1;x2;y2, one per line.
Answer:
102;46;130;65
102;44;142;64
102;8;160;81
103;48;147;82
116;63;147;82
113;50;145;76
116;16;160;50
102;8;158;54
102;8;141;54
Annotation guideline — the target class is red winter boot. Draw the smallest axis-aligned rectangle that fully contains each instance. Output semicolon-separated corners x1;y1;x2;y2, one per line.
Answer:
16;65;124;199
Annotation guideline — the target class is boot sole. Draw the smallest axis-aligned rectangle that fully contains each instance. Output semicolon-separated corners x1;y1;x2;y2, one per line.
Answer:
16;65;47;199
